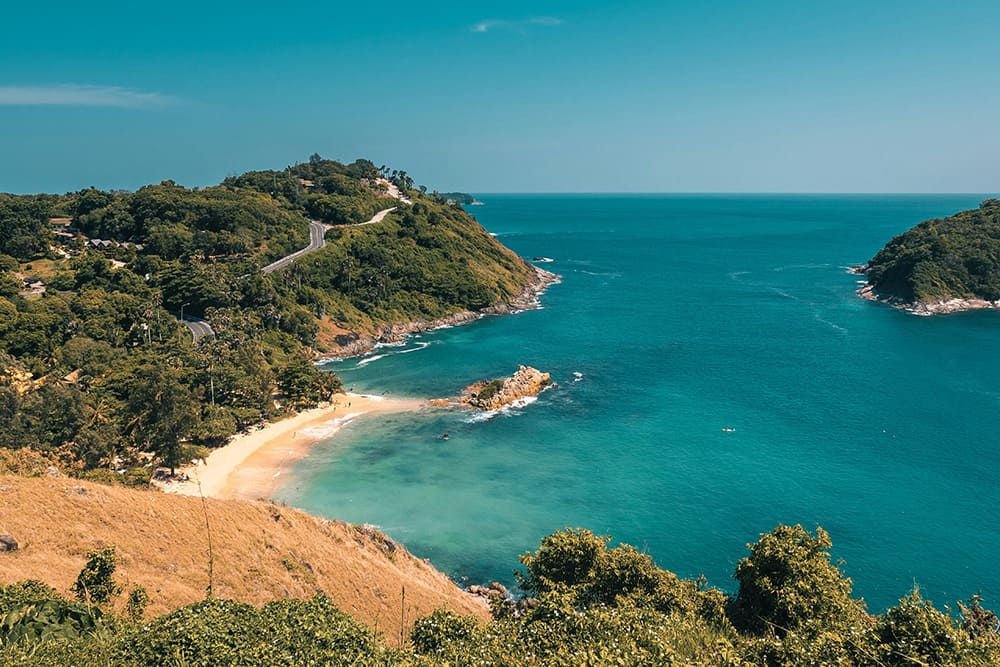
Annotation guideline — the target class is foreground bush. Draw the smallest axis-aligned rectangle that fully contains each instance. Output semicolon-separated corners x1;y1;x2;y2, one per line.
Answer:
1;525;998;666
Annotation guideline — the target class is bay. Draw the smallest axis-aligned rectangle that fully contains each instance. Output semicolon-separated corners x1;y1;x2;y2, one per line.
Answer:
279;193;999;611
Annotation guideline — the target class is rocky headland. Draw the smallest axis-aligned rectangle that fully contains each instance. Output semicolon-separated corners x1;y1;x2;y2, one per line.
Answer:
323;266;559;359
853;199;1000;316
853;265;1000;316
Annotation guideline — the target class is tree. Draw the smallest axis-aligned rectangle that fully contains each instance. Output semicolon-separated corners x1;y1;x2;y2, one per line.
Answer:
517;528;608;598
71;546;121;605
876;589;969;665
124;363;198;473
730;524;866;636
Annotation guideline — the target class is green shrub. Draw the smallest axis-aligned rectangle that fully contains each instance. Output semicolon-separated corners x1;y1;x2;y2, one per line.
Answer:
411;609;478;654
71;546;121;606
730;525;866;637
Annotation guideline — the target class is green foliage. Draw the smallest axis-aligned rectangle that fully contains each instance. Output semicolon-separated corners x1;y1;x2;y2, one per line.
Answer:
125;587;149;622
516;527;729;637
865;199;1000;303
960;594;1000;638
476;379;505;401
874;589;971;666
730;525;866;637
0;194;53;259
410;609;477;655
2;527;1000;665
0;598;103;646
276;356;341;409
72;546;121;606
113;595;395;666
290;199;532;327
0;156;535;479
0;580;105;649
518;528;609;598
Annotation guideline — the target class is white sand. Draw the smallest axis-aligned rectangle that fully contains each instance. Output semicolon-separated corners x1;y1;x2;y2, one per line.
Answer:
164;393;424;500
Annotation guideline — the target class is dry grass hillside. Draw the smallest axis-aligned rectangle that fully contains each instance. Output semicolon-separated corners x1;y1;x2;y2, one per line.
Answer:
0;475;488;644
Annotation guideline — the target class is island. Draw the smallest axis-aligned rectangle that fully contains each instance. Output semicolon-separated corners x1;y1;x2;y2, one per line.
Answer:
855;198;1000;314
439;191;484;206
459;365;552;410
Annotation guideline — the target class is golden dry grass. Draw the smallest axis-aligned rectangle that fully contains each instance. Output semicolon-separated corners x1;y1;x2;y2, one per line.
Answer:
0;475;488;644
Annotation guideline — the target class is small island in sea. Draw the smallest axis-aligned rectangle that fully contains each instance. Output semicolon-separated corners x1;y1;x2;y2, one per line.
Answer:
439;191;484;206
855;198;1000;314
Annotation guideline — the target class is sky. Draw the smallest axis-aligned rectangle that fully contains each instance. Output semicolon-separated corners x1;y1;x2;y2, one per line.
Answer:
2;0;999;194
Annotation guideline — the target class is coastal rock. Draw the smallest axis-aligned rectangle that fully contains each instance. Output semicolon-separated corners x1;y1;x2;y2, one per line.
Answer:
460;365;552;411
319;266;559;360
857;281;1000;316
0;534;18;552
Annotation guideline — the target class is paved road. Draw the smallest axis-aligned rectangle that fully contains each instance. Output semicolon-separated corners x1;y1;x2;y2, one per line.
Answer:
348;206;396;227
262;220;329;274
181;316;215;343
184;207;398;343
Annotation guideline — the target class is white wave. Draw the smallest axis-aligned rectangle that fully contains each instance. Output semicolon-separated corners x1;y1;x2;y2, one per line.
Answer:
356;354;387;367
728;270;750;280
299;411;366;439
356;342;432;368
463;396;539;423
572;371;583;382
770;287;804;303
346;393;384;401
814;313;848;333
532;257;554;263
464;410;498;423
397;341;431;355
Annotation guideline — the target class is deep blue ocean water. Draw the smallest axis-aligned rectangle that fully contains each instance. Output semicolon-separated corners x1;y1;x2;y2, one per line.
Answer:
279;194;1000;612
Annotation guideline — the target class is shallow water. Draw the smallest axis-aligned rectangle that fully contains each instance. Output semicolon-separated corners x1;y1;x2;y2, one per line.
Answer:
280;194;1000;611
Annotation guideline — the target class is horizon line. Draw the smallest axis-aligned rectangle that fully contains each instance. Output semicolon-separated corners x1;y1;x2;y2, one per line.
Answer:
463;191;995;196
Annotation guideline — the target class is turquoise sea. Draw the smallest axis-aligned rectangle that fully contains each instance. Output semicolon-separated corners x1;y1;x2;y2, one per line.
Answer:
280;194;1000;612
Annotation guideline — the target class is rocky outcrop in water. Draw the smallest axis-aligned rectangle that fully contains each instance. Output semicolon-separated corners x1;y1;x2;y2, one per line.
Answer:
460;366;552;411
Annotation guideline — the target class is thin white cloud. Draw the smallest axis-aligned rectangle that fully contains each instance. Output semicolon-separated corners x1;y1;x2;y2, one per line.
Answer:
471;16;564;33
0;84;176;108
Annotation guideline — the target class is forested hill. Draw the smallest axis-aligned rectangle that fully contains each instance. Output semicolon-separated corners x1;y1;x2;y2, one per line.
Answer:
861;198;1000;307
0;156;535;482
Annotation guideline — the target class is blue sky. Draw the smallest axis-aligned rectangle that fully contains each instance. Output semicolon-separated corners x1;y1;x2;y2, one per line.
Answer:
2;0;998;193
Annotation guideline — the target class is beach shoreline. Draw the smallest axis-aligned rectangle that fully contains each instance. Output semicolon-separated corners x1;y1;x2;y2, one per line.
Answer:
164;265;558;501
163;393;425;500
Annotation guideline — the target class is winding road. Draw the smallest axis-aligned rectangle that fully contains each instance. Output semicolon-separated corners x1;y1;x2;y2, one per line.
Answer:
261;220;330;274
182;193;407;344
181;316;215;344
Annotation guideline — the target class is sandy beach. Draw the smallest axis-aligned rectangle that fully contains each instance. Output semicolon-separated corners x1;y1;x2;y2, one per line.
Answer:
164;393;425;500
